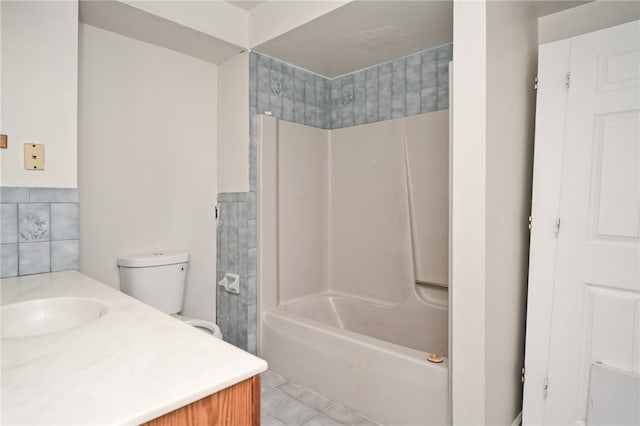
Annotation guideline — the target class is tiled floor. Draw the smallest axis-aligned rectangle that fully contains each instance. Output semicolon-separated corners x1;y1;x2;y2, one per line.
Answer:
261;371;381;426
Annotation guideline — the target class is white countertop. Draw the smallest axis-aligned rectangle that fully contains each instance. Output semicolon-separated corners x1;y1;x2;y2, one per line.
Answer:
1;271;267;425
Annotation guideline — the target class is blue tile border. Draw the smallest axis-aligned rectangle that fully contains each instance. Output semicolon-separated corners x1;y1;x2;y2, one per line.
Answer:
0;187;29;203
1;186;80;278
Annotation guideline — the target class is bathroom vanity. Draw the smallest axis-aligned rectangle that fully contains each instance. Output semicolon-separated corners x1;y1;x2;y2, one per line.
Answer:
0;270;267;425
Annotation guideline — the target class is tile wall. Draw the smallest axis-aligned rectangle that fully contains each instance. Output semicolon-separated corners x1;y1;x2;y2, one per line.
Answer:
218;44;452;353
216;192;257;353
0;187;79;278
329;44;452;128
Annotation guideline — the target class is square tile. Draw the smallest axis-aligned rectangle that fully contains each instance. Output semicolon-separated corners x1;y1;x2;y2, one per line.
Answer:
406;52;422;68
323;403;363;425
50;203;78;241
421;87;438;113
421;48;437;65
18;204;50;242
1;243;18;278
247;275;257;304
365;100;378;124
294;103;306;125
437;84;450;110
29;188;78;203
406;91;421;116
262;388;296;414
19;241;50;275
270;92;283;118
331;107;342;130
437;43;453;61
378;97;392;122
0;187;29;203
378;62;392;77
257;89;271;115
437;60;450;86
262;370;288;388
355;418;381;426
294;78;306;103
278;381;307;399
365;78;378;103
392;96;406;119
298;390;333;412
1;204;18;244
248;303;257;333
305;78;316;106
51;240;79;271
247;332;257;355
262;413;286;426
272;399;319;426
302;414;345;426
239;225;248;253
282;98;294;122
305;104;316;127
421;49;438;89
342;105;354;128
406;65;421;93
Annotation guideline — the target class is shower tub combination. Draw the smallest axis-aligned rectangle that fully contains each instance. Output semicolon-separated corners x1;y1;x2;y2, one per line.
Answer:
258;111;450;425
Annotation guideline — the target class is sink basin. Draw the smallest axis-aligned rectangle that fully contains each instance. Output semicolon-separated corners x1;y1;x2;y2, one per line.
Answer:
1;297;108;338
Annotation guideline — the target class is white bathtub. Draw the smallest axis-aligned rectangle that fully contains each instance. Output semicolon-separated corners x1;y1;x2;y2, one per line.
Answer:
258;114;450;425
260;292;450;426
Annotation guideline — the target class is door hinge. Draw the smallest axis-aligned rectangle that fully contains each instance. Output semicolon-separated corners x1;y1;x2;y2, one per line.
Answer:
534;76;538;91
555;218;561;237
565;71;571;88
528;215;533;231
521;367;526;383
543;377;549;399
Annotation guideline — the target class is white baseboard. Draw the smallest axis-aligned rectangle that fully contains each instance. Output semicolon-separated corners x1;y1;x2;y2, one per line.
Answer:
512;411;523;426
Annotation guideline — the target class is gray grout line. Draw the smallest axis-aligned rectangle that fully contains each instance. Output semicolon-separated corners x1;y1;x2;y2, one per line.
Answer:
261;371;380;426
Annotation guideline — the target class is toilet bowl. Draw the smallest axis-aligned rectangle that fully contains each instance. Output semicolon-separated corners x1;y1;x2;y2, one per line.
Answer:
173;314;223;339
117;251;223;340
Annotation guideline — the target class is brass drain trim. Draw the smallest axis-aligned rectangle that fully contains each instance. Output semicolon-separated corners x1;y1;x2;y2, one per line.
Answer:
426;353;444;363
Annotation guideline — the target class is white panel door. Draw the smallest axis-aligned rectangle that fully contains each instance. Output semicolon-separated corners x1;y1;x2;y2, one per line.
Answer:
524;20;640;425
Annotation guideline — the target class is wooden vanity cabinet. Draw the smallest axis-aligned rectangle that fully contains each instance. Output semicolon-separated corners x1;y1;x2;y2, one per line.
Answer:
145;375;260;426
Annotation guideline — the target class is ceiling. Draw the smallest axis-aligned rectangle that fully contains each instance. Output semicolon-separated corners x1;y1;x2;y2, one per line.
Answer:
80;1;244;64
253;1;453;78
226;1;268;11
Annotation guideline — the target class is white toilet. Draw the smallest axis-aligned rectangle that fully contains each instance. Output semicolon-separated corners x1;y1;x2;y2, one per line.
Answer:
117;251;223;339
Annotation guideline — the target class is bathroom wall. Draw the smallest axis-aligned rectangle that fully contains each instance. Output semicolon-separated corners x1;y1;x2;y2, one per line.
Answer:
485;2;538;424
78;24;218;322
218;52;250;194
0;1;78;188
216;44;452;351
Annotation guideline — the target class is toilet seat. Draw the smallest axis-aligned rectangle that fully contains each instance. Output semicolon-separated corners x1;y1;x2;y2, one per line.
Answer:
172;314;223;339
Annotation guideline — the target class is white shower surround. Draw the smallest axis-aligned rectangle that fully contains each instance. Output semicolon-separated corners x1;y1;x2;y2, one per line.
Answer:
258;112;450;425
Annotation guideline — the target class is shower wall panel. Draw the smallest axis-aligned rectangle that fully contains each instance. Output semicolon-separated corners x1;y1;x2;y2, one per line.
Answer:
330;120;414;304
278;120;330;302
404;111;450;285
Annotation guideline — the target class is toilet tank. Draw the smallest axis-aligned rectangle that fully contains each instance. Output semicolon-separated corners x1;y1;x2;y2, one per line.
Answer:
117;252;189;314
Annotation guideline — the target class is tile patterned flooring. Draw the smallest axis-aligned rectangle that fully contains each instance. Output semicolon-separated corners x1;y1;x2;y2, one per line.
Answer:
261;371;381;426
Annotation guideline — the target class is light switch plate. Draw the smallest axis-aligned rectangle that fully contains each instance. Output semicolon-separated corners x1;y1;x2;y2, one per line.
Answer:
24;143;45;170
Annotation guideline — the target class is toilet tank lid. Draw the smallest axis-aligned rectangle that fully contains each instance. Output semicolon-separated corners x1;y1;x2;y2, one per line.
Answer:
117;252;189;268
